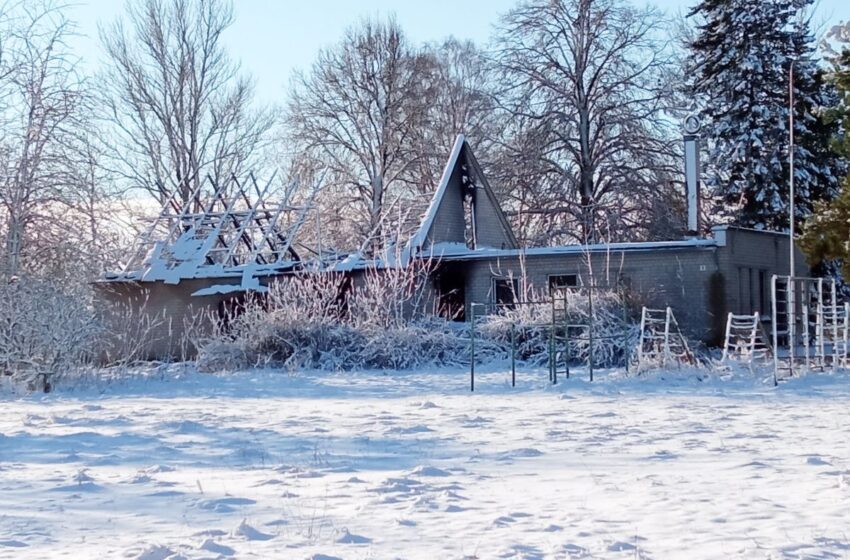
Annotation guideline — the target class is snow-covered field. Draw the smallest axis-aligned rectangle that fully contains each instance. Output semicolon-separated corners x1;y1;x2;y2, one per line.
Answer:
2;366;850;560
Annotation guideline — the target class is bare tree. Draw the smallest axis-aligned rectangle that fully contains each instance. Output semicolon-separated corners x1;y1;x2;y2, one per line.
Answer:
0;1;86;276
494;0;679;244
100;0;273;204
285;17;434;250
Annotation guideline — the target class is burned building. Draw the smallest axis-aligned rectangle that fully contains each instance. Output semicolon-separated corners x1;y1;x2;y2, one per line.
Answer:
98;135;807;359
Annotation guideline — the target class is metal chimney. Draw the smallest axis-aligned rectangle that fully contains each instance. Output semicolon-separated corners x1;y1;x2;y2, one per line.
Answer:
683;115;702;237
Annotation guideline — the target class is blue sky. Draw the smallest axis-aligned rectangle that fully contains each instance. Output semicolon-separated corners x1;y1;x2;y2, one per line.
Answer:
68;0;850;105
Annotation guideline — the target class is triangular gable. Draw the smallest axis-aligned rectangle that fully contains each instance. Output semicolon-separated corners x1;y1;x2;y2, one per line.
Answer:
407;135;517;258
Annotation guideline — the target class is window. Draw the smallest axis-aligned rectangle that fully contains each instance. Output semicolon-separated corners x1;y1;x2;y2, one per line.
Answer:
759;270;768;315
548;274;578;292
492;278;519;307
738;267;769;314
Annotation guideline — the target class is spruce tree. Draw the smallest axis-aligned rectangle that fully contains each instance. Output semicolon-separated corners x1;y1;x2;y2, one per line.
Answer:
800;42;850;279
687;0;841;230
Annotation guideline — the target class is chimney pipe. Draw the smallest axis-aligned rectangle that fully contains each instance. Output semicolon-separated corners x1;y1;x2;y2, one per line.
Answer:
683;115;702;237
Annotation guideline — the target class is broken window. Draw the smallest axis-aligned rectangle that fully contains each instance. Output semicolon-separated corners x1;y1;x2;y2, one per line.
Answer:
548;274;578;292
462;165;476;249
492;278;519;308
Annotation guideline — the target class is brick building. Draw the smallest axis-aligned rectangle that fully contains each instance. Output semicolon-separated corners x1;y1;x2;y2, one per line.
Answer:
98;135;807;358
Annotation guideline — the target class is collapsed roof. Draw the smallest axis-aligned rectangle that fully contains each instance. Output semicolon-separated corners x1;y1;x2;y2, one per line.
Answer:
107;174;313;288
106;135;524;282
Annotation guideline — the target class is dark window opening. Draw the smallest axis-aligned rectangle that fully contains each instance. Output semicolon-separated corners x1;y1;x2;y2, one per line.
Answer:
759;269;767;315
435;266;466;321
492;278;519;308
462;164;477;249
548;274;578;292
738;267;769;315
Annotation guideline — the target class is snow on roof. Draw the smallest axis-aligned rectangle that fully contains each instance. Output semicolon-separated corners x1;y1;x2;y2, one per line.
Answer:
417;238;719;262
105;174;312;286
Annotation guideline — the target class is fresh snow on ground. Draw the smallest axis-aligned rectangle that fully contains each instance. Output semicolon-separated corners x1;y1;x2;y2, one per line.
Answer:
2;366;850;559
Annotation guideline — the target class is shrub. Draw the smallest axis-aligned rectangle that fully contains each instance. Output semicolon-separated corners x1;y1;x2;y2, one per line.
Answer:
0;275;101;390
476;288;640;368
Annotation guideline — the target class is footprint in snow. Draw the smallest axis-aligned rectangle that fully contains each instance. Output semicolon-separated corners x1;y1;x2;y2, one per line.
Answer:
497;448;544;460
168;420;206;433
806;456;831;466
253;478;285;486
274;465;325;478
134;544;175;560
493;515;516;527
562;543;589;557
408;465;450;477
128;473;153;484
51;479;102;493
0;540;27;548
233;519;273;541
198;538;235;556
646;450;678;460
738;461;770;469
499;544;544;559
145;465;175;474
390;424;434;434
145;490;183;498
307;554;343;560
607;540;638;552
192;529;227;538
335;529;371;544
199;497;256;513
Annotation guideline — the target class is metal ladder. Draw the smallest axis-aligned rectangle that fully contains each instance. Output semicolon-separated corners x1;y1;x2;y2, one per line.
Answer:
720;312;772;369
635;307;694;373
816;302;849;368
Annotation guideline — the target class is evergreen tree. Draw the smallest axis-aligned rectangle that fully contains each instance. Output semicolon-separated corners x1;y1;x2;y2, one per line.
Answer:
800;37;850;279
687;0;841;230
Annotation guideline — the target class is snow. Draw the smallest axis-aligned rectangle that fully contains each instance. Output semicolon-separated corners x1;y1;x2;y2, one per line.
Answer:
421;238;719;262
2;366;850;559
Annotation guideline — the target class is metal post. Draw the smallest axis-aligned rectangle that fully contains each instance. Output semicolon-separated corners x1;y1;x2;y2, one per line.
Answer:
803;303;810;373
789;60;796;280
637;307;647;374
470;303;475;392
663;307;672;368
588;285;595;382
771;275;779;386
510;322;516;387
721;312;733;363
788;277;795;377
841;303;850;368
622;288;630;374
549;295;556;383
831;279;839;368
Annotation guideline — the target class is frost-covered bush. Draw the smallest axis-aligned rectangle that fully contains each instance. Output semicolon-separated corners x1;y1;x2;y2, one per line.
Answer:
357;320;469;369
197;274;350;371
477;288;640;368
196;266;643;374
0;275;101;390
348;261;432;328
196;265;474;372
95;295;171;366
